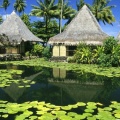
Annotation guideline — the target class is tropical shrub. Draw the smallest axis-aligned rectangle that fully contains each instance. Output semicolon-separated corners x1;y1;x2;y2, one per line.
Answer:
42;47;51;59
73;43;93;64
98;37;120;67
32;44;44;57
25;51;30;57
67;57;75;63
103;37;118;54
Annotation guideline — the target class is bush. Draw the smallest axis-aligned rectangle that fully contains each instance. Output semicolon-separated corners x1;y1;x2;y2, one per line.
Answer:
42;47;51;59
103;37;118;54
32;44;44;57
98;37;120;67
74;43;93;64
67;57;75;63
25;51;30;57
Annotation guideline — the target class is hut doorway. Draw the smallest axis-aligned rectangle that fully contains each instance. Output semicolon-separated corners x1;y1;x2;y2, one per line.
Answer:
0;47;6;54
66;46;76;56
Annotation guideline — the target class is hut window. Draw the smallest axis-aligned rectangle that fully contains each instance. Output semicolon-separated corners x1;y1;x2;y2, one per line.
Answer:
66;46;76;56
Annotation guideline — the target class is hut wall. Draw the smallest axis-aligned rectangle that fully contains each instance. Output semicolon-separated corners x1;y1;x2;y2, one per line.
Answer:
6;47;18;54
60;46;66;56
53;46;59;56
53;45;66;56
12;48;18;54
6;48;12;54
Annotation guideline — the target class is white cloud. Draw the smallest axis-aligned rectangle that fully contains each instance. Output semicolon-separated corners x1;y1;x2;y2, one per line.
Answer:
36;17;44;21
2;14;10;20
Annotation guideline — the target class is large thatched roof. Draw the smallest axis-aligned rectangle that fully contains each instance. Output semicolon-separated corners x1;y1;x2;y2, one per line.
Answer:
0;11;43;44
48;5;108;45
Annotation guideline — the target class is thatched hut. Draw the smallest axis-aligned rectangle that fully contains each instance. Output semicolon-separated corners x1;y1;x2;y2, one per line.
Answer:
48;5;108;57
0;11;43;54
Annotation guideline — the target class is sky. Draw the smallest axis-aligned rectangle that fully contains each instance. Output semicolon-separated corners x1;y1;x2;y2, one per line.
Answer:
0;0;120;37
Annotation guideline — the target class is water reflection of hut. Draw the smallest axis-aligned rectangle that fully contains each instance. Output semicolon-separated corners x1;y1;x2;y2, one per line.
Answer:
2;83;25;102
50;82;104;103
2;72;43;102
0;11;43;54
53;68;66;79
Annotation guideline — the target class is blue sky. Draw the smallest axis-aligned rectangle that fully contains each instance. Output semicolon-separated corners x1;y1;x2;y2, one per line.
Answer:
0;0;119;37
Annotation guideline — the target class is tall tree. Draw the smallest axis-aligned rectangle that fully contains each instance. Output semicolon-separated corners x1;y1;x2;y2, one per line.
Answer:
76;0;85;11
0;16;3;24
30;0;56;43
21;13;32;30
14;0;26;16
55;0;76;33
31;19;59;45
0;0;10;18
88;0;115;24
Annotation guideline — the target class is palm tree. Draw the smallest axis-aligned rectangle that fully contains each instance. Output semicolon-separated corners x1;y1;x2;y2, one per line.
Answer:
14;0;26;16
76;0;85;10
0;0;10;18
55;0;76;33
0;16;3;24
30;0;56;43
88;0;115;24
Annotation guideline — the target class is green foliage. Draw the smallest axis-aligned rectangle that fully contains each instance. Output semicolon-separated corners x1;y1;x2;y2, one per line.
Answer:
98;53;112;67
73;37;120;67
73;43;93;64
88;0;115;24
0;69;34;88
76;0;85;10
0;16;3;24
0;0;10;11
98;37;120;67
103;37;118;54
30;0;57;42
21;13;32;30
67;57;75;63
14;0;26;15
32;44;44;57
42;47;51;59
31;20;59;44
0;100;120;120
25;51;30;57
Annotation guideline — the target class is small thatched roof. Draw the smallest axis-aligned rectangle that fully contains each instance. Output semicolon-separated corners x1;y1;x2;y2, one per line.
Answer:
0;11;43;44
48;5;108;45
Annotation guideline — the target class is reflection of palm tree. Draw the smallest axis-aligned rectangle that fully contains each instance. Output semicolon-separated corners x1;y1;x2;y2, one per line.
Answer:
14;0;26;16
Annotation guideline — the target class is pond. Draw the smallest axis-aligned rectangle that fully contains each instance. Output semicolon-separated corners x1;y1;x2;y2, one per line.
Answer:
0;64;120;106
0;64;120;120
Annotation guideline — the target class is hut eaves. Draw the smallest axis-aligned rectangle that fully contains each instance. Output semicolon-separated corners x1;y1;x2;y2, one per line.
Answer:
48;5;109;45
0;11;43;44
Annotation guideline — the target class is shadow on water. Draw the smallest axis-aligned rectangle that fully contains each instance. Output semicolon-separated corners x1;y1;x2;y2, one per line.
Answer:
0;64;120;106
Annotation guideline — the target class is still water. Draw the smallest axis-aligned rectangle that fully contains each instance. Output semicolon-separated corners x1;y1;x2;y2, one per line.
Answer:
0;64;120;106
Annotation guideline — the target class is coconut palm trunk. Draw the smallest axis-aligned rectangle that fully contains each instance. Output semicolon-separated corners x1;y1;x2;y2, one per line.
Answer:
60;0;63;33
